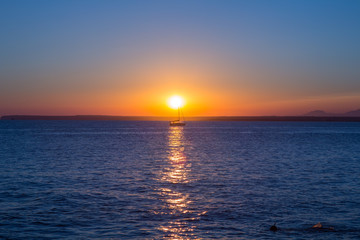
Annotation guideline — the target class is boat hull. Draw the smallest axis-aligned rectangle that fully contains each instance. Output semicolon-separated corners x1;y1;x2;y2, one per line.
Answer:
169;121;186;126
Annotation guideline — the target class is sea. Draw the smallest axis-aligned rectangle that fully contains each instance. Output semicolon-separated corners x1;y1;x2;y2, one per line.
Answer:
0;120;360;239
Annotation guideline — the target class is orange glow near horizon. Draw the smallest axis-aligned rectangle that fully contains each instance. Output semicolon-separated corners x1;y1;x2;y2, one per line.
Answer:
3;89;360;117
2;52;360;117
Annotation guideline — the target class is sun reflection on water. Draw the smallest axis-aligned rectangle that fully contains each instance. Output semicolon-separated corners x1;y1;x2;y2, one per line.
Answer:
155;126;203;239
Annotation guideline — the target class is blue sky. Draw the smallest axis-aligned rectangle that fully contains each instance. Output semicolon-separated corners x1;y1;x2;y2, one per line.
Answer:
1;0;360;115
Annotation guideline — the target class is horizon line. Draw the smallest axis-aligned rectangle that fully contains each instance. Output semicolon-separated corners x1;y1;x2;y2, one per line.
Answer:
2;114;360;122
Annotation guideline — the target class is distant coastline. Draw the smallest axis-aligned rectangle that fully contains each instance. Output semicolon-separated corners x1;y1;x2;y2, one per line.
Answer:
2;115;360;122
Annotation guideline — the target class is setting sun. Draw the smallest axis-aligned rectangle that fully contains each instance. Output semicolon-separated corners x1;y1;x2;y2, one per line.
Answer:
168;95;185;109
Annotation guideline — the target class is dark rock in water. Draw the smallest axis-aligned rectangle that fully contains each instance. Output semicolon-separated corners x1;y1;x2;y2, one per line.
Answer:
270;223;278;231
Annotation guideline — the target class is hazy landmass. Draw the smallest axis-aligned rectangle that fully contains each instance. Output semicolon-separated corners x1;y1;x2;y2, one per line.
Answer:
304;109;360;117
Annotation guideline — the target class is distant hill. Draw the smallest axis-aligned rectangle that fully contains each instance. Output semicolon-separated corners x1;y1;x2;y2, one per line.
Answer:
304;110;333;116
304;108;360;117
345;109;360;116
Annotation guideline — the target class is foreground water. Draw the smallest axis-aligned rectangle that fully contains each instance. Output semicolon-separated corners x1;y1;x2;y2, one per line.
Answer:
0;121;360;239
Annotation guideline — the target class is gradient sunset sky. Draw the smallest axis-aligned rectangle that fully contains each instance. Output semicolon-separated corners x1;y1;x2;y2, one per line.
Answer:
1;0;360;116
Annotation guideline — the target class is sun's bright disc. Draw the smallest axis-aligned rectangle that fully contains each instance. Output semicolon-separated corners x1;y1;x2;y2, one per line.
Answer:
168;95;185;109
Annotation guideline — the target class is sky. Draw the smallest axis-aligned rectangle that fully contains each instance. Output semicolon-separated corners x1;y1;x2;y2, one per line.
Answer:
1;0;360;116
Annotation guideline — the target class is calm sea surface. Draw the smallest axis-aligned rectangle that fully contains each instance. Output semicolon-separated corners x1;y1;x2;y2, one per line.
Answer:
1;121;360;239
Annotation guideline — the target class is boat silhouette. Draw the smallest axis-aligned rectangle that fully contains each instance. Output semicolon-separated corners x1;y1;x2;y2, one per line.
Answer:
170;106;186;126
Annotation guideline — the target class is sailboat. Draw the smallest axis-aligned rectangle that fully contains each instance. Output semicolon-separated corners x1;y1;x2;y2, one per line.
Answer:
170;106;186;126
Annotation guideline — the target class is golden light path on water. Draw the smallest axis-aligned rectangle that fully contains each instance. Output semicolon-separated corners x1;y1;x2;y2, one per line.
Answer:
155;126;204;239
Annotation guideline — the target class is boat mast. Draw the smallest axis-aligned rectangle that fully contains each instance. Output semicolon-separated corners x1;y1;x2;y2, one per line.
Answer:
180;107;185;122
177;106;180;121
